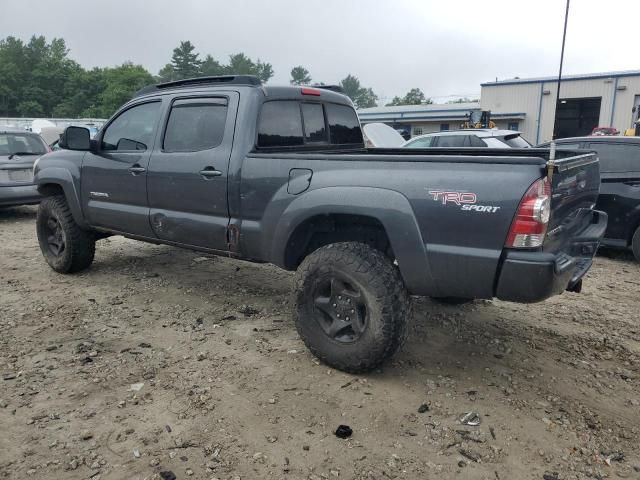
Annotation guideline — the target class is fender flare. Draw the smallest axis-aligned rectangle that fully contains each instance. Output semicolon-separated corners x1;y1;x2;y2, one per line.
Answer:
35;167;88;228
269;186;436;295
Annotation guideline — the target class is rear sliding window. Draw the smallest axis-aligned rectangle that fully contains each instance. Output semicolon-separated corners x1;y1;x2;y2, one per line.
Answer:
587;143;640;173
301;103;327;143
257;100;362;148
325;103;363;144
257;101;304;147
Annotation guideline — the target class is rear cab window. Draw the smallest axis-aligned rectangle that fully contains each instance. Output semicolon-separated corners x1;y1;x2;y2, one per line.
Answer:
257;100;363;149
325;103;363;145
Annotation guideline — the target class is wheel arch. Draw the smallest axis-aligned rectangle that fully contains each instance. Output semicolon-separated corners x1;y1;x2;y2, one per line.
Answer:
271;186;436;296
35;167;88;228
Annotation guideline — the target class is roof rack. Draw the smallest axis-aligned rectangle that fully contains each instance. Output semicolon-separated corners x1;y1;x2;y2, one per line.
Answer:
133;75;262;97
311;84;345;94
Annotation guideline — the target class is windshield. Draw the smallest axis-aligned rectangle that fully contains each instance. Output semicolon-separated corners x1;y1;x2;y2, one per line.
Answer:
0;133;48;156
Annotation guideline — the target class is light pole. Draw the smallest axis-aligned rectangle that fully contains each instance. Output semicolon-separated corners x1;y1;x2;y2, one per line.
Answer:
552;0;571;139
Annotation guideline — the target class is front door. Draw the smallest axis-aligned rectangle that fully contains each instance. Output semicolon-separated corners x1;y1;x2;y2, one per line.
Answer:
81;100;163;237
146;93;238;251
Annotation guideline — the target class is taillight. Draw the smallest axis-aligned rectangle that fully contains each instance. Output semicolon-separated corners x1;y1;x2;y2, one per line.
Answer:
505;177;551;248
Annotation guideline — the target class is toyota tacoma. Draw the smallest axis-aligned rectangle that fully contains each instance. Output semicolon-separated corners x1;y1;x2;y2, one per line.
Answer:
33;75;607;372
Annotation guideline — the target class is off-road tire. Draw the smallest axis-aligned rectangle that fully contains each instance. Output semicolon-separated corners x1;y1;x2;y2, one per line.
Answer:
36;195;95;273
294;242;410;373
632;227;640;263
430;297;474;305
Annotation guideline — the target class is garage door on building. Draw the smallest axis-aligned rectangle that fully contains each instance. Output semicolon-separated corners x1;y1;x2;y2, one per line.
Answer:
555;97;601;138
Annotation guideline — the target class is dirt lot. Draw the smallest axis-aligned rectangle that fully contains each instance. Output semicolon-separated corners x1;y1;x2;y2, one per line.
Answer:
1;205;639;480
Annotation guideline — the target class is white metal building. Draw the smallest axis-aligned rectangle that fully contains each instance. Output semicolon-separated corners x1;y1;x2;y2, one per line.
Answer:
358;69;640;144
357;103;525;138
481;70;640;144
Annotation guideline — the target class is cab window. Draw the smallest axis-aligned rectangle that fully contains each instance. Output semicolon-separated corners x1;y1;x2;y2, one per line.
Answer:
164;98;228;152
325;103;363;145
301;103;327;143
102;101;161;151
257;101;304;147
257;100;363;148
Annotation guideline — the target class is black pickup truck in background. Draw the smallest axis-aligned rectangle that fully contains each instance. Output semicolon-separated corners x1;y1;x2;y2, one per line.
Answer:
33;75;607;372
540;136;640;262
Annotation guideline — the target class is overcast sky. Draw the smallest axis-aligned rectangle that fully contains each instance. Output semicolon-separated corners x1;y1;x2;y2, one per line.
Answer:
2;0;639;104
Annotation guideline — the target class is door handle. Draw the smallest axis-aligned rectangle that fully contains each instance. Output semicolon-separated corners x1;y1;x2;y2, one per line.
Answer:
129;165;146;174
199;167;223;178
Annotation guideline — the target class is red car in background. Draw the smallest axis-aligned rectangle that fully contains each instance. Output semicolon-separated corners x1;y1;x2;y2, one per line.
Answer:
591;126;620;136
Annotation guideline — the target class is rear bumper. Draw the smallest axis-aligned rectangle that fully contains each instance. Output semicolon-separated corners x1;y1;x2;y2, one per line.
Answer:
0;184;41;207
496;209;607;303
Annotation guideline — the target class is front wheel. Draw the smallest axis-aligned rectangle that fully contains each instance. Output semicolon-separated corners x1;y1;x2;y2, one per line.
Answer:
632;227;640;263
36;195;96;273
294;242;410;373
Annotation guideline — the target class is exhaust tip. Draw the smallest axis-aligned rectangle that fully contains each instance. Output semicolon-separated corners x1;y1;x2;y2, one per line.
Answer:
567;279;582;294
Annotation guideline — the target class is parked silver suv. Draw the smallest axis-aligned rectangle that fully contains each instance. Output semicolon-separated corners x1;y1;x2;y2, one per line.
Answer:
403;129;531;149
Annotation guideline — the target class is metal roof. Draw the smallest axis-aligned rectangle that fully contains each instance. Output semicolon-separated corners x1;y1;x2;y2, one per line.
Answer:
357;103;525;123
482;69;640;87
358;102;480;115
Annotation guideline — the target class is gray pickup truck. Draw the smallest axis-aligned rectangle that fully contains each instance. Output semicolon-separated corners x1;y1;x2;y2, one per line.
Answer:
33;75;607;372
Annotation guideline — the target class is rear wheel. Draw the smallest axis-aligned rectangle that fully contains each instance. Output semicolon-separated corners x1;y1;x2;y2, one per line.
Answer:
632;227;640;263
294;242;410;373
36;195;95;273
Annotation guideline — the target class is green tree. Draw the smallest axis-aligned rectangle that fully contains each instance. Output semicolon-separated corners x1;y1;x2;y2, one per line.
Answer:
159;40;202;81
386;88;432;106
201;54;225;76
339;74;378;109
92;63;154;117
53;67;106;117
0;35;82;117
225;53;274;82
290;66;311;85
446;97;479;104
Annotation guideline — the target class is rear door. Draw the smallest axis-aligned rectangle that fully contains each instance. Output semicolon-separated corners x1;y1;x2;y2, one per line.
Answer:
587;142;640;243
146;92;238;250
81;100;162;237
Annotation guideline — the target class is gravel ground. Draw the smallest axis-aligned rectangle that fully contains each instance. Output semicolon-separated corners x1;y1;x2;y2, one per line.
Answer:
1;205;639;480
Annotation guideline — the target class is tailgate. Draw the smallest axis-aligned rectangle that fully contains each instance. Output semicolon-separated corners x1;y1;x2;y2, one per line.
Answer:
544;151;601;253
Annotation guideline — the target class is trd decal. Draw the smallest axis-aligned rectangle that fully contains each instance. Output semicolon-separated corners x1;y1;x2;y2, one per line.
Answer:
427;189;500;213
428;190;477;205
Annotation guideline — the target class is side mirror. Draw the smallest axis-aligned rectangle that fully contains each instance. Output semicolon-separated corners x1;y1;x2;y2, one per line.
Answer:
59;126;91;151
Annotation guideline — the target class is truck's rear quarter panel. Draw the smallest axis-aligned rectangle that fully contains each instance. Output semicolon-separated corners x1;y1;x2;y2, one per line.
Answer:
237;153;546;299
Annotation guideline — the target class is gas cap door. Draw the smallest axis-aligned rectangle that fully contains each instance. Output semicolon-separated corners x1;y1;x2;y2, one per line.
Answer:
287;168;313;195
